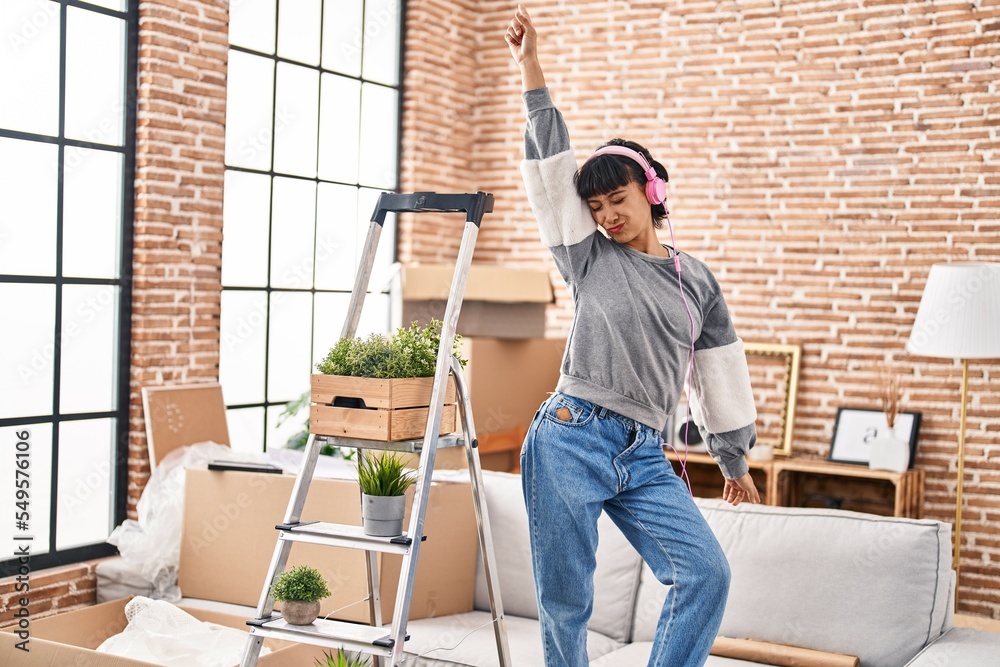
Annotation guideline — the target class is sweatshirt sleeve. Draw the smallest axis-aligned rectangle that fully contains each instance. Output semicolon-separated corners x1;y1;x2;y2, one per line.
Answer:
519;87;600;286
690;281;758;480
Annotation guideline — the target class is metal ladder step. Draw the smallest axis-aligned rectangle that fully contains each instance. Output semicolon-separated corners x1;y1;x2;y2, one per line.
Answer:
317;433;469;453
275;521;425;554
247;616;407;658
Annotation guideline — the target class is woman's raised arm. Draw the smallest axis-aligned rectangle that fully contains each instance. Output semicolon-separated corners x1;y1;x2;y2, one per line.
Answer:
506;4;546;92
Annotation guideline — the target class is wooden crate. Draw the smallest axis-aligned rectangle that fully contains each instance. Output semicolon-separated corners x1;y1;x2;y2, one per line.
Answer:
310;375;458;441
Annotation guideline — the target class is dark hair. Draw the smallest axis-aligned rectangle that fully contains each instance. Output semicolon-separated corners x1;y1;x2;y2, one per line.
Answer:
573;138;669;228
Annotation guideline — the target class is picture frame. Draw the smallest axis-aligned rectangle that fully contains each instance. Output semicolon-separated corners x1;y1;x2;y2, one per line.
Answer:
743;342;801;457
828;407;921;468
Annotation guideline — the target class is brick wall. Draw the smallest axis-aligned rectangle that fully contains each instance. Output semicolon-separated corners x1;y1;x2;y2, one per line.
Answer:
130;0;228;513
401;0;1000;617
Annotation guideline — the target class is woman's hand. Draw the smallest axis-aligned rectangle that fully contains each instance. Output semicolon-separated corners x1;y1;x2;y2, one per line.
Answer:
506;4;546;91
723;473;761;506
505;4;537;66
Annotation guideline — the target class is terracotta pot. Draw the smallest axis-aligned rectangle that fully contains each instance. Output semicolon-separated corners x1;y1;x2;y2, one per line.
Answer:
281;599;321;625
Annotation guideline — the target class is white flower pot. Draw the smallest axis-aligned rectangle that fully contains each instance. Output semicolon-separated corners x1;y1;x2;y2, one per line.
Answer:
869;429;909;473
362;493;406;537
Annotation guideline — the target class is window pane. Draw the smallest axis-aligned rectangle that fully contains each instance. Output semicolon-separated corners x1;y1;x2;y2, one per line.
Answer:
315;182;358;291
226;406;265;455
56;418;115;550
224;51;275;171
362;0;401;86
321;0;362;76
0;137;58;276
313;292;349;366
273;62;319;178
277;0;320;66
0;424;52;557
63;149;122;279
359;293;391;337
317;74;361;184
358;84;398;189
0;0;60;135
315;288;389;344
266;404;306;452
220;290;268;405
269;177;316;289
65;7;125;146
267;292;312;404
60;285;118;414
358;187;396;290
0;284;55;419
222;171;271;287
229;0;276;54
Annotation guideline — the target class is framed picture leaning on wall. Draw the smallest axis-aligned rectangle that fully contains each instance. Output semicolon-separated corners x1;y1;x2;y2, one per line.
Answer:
829;407;921;468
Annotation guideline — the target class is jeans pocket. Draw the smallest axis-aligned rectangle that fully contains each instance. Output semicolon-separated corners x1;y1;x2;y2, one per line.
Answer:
543;394;596;427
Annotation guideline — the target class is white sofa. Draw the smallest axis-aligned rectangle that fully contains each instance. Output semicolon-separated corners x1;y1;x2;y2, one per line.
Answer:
402;471;999;666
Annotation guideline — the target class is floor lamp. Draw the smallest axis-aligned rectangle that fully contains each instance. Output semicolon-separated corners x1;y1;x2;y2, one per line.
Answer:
905;262;1000;610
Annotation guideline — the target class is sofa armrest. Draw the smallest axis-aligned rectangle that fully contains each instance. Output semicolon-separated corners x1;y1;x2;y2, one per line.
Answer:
712;637;859;667
904;627;1000;666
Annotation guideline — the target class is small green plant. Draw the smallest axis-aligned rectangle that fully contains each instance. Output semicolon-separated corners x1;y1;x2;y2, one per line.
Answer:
356;452;417;497
316;319;467;378
270;565;331;603
315;649;369;667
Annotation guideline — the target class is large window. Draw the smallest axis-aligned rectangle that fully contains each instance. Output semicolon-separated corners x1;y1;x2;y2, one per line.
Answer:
0;0;137;575
220;0;404;453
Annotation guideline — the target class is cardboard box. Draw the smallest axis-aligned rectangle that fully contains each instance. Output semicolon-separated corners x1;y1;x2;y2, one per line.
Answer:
435;338;566;471
141;384;231;468
0;596;330;667
179;469;477;624
399;264;554;339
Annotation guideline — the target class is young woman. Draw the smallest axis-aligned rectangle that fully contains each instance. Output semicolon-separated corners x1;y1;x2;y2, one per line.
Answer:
506;5;761;666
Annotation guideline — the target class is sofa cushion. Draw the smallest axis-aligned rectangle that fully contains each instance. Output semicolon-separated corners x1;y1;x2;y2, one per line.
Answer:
591;643;770;666
404;611;623;667
473;471;643;643
903;627;1000;666
630;499;951;667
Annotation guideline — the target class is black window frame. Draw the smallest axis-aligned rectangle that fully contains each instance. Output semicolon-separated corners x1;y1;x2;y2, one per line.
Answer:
0;0;138;577
221;0;407;450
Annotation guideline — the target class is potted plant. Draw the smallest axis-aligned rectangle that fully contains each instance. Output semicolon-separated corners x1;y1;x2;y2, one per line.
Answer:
270;565;331;625
315;649;368;667
869;366;909;472
311;320;467;441
357;452;417;537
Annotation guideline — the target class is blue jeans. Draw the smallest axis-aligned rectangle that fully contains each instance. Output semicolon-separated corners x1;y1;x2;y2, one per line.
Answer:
520;393;730;667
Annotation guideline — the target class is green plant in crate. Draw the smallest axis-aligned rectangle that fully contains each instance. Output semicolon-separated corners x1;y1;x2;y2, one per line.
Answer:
356;452;417;497
316;319;467;378
315;649;369;667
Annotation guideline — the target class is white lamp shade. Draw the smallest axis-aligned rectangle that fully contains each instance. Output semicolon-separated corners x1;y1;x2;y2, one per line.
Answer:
906;262;1000;359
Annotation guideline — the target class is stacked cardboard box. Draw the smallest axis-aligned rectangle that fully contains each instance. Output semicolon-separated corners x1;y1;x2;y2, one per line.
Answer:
397;265;566;472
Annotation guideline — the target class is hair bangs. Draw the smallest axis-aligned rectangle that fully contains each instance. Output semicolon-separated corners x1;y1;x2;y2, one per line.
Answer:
574;155;642;202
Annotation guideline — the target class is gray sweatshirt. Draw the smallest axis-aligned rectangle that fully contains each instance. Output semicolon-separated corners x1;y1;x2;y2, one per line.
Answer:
520;87;757;480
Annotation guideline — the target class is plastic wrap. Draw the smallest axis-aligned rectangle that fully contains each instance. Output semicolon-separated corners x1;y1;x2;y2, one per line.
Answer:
107;441;233;601
96;596;267;666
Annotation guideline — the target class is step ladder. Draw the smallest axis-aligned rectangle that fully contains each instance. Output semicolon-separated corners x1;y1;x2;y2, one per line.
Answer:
240;192;511;667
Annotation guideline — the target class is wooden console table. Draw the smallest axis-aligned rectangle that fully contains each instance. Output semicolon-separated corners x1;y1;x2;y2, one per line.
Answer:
664;451;925;518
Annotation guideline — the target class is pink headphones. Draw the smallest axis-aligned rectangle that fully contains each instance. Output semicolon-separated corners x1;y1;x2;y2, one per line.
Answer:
586;145;667;206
